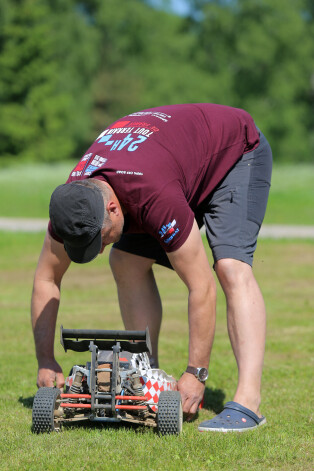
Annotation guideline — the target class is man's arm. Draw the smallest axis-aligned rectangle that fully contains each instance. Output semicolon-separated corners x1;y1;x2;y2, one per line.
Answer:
167;219;216;417
31;231;71;388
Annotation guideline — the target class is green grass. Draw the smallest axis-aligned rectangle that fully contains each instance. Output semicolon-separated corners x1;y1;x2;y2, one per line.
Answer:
1;162;314;224
0;233;313;470
0;161;75;219
263;164;314;225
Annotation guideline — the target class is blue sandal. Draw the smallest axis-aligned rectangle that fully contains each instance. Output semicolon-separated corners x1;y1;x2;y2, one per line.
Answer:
198;401;266;432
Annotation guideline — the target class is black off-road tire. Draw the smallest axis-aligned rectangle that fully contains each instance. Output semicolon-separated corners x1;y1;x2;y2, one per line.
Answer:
157;391;183;435
32;387;62;433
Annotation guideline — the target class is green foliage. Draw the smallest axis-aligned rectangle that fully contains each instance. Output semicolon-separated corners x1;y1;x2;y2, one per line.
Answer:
0;0;313;163
90;0;208;127
190;0;314;162
0;0;99;162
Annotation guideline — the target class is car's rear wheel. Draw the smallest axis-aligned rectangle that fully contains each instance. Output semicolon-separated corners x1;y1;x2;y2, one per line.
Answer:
157;391;183;435
32;387;62;433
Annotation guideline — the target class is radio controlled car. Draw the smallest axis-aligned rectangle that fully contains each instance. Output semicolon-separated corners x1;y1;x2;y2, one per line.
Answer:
32;327;182;436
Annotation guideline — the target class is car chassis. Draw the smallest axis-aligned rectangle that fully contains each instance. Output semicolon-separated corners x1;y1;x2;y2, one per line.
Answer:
32;327;183;436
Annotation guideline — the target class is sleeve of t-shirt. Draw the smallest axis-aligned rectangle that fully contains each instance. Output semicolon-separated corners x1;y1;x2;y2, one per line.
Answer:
138;180;195;253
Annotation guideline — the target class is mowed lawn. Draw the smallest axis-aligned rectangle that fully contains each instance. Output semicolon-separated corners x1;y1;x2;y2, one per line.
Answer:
0;232;313;471
1;162;314;224
0;163;313;470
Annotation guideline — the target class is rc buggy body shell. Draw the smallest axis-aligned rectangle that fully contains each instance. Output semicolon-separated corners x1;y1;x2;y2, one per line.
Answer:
32;327;183;435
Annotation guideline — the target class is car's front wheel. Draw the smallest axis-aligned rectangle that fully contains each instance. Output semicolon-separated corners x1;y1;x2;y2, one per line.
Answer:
157;391;183;435
32;387;62;433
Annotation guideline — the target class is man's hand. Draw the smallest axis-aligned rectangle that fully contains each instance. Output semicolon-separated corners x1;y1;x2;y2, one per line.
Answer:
177;372;205;419
37;359;65;390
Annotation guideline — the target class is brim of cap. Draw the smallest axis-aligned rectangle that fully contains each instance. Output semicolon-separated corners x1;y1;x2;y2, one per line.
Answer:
64;229;102;264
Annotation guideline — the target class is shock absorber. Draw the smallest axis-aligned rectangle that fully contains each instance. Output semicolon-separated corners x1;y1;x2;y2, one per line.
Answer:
131;373;148;417
68;370;83;403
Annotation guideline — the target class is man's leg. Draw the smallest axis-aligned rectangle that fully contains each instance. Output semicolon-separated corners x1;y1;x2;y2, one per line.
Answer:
215;258;266;417
109;247;162;366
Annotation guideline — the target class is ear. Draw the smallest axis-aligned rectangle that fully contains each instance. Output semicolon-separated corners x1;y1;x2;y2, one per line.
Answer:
106;200;120;217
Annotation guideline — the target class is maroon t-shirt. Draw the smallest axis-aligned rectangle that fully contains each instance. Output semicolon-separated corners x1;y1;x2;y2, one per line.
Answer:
49;104;259;252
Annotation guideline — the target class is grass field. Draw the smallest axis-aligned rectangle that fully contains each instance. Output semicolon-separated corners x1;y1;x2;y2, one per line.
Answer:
1;162;313;469
0;232;313;470
1;162;314;224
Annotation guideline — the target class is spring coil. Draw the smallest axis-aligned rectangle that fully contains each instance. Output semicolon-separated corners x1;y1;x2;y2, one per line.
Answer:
68;370;83;404
131;373;148;417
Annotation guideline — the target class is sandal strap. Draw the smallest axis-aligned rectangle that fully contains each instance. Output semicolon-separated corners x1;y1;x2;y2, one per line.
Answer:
224;401;261;424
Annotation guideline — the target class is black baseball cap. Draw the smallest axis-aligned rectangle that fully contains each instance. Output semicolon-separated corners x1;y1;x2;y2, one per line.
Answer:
49;182;105;264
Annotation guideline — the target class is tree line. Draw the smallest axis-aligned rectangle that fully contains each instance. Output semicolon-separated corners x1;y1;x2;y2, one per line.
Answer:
0;0;313;163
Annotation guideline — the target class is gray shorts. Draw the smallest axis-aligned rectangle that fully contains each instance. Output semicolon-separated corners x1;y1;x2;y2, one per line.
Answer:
113;130;272;268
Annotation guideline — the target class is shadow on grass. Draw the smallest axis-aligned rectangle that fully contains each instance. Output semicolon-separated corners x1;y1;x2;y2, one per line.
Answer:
183;387;225;423
19;396;34;409
61;418;154;435
203;387;225;414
